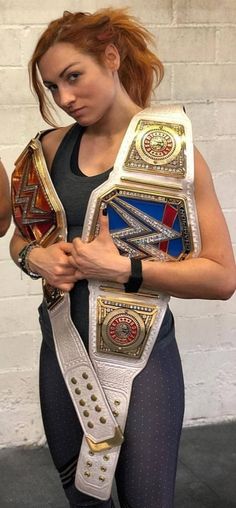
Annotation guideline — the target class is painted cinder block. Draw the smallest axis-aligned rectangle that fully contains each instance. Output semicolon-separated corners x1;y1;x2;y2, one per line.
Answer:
0;296;42;335
0;68;34;105
174;64;236;100
218;27;236;63
216;102;236;135
0;406;44;447
176;0;236;24
0;28;21;66
155;27;215;63
0;332;40;370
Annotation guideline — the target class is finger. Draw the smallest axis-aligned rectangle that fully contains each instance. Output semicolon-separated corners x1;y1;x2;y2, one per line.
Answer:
75;269;86;281
62;265;77;275
67;255;78;269
59;282;75;292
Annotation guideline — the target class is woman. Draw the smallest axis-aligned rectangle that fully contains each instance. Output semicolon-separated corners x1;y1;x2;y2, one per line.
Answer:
10;8;236;508
0;160;11;236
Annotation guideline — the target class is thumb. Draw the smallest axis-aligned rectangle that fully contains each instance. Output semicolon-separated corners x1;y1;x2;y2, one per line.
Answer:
58;241;73;255
98;207;110;239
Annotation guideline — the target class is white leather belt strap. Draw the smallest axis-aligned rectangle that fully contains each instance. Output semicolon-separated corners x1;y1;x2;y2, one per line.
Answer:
75;283;169;500
48;292;123;450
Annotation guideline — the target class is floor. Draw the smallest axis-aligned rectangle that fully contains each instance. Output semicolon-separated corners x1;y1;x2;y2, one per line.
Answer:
0;422;235;507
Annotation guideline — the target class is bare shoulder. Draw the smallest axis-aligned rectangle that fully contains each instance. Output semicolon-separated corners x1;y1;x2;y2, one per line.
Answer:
193;145;218;199
41;124;75;171
0;159;8;178
193;145;235;264
0;160;10;192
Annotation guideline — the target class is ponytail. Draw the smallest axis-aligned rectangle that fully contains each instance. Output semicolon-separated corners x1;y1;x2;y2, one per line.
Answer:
29;8;164;126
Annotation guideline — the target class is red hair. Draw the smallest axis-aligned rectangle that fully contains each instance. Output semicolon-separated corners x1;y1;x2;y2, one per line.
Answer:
29;8;164;126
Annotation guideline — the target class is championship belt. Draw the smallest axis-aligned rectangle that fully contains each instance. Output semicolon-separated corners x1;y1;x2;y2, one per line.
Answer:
11;135;123;462
11;105;201;501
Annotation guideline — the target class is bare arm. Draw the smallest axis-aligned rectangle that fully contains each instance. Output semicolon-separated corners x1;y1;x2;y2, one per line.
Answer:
71;148;236;300
0;160;11;236
141;148;236;299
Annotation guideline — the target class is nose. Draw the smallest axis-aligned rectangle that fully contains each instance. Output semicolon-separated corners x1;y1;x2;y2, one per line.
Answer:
57;85;76;110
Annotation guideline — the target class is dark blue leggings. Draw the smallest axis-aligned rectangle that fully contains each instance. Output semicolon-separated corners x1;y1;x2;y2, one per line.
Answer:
39;334;184;508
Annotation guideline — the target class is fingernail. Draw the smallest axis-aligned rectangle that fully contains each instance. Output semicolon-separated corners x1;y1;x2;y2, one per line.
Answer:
102;207;107;216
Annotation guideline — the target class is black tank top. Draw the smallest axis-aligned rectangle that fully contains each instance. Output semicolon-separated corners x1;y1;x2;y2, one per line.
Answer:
38;123;174;351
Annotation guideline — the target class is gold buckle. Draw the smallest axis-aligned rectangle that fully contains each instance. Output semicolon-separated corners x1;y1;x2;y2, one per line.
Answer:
85;426;124;453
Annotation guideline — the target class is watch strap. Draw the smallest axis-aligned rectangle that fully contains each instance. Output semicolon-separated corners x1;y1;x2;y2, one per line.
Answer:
124;258;143;293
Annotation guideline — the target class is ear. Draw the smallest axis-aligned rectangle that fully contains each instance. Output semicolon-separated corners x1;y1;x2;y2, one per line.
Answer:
104;44;120;71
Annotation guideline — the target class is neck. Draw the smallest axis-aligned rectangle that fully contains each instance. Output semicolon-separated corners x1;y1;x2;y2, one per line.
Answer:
86;88;142;138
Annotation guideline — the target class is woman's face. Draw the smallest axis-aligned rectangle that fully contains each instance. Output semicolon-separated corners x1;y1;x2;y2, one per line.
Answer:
38;42;119;125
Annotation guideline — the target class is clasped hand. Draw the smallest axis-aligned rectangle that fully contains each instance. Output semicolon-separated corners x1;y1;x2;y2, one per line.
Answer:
69;210;127;283
30;211;129;291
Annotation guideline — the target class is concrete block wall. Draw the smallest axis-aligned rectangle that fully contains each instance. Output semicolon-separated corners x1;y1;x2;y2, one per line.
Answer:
0;0;235;447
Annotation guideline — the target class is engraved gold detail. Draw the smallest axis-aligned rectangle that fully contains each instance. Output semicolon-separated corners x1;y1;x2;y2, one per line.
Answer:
97;297;158;358
102;308;145;351
120;176;183;191
124;120;186;177
42;281;64;310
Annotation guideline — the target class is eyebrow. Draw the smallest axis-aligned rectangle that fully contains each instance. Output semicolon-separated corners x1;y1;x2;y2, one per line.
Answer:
43;61;81;85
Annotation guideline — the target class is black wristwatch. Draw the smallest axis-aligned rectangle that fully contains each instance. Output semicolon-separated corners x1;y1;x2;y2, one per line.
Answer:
18;241;41;280
124;258;143;293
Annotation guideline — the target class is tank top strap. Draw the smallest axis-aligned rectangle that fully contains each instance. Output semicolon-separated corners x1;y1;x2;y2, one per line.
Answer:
51;123;83;180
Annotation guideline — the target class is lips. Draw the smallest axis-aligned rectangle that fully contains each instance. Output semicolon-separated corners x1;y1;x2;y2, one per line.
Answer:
69;107;86;117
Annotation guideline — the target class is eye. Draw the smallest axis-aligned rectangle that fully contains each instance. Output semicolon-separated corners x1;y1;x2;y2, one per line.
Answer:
45;83;58;94
68;72;81;83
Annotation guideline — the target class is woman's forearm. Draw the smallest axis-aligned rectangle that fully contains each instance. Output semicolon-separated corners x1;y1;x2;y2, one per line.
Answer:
142;256;236;300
